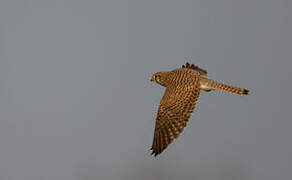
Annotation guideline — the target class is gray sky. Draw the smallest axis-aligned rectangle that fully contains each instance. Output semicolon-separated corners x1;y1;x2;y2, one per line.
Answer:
0;0;291;180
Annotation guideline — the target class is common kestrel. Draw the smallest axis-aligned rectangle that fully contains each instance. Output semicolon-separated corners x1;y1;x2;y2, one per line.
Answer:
150;62;248;156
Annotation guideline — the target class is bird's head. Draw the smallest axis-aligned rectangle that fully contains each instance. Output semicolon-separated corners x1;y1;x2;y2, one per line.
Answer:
150;71;169;87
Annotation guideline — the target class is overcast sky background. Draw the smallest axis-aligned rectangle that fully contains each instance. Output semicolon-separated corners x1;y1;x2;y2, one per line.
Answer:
0;0;291;180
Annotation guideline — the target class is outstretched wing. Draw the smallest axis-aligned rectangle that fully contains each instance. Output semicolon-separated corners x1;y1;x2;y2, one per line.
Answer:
151;84;200;156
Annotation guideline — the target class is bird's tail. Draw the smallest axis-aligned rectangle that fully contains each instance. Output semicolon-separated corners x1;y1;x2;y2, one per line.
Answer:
214;82;249;95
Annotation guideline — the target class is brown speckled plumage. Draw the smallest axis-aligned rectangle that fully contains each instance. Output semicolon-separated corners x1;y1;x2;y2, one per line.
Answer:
150;62;249;156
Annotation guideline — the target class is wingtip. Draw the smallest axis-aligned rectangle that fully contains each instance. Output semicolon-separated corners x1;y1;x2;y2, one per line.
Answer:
149;147;160;157
181;62;208;75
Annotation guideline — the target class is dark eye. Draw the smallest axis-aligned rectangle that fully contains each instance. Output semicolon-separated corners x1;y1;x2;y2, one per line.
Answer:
155;75;160;81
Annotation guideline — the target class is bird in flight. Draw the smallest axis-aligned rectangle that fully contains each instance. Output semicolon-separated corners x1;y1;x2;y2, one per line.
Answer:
150;62;249;156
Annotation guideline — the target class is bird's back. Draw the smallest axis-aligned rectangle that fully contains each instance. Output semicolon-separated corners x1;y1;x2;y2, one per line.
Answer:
167;68;201;87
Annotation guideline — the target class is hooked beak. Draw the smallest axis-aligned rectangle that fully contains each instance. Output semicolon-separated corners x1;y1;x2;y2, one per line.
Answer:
150;76;154;82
